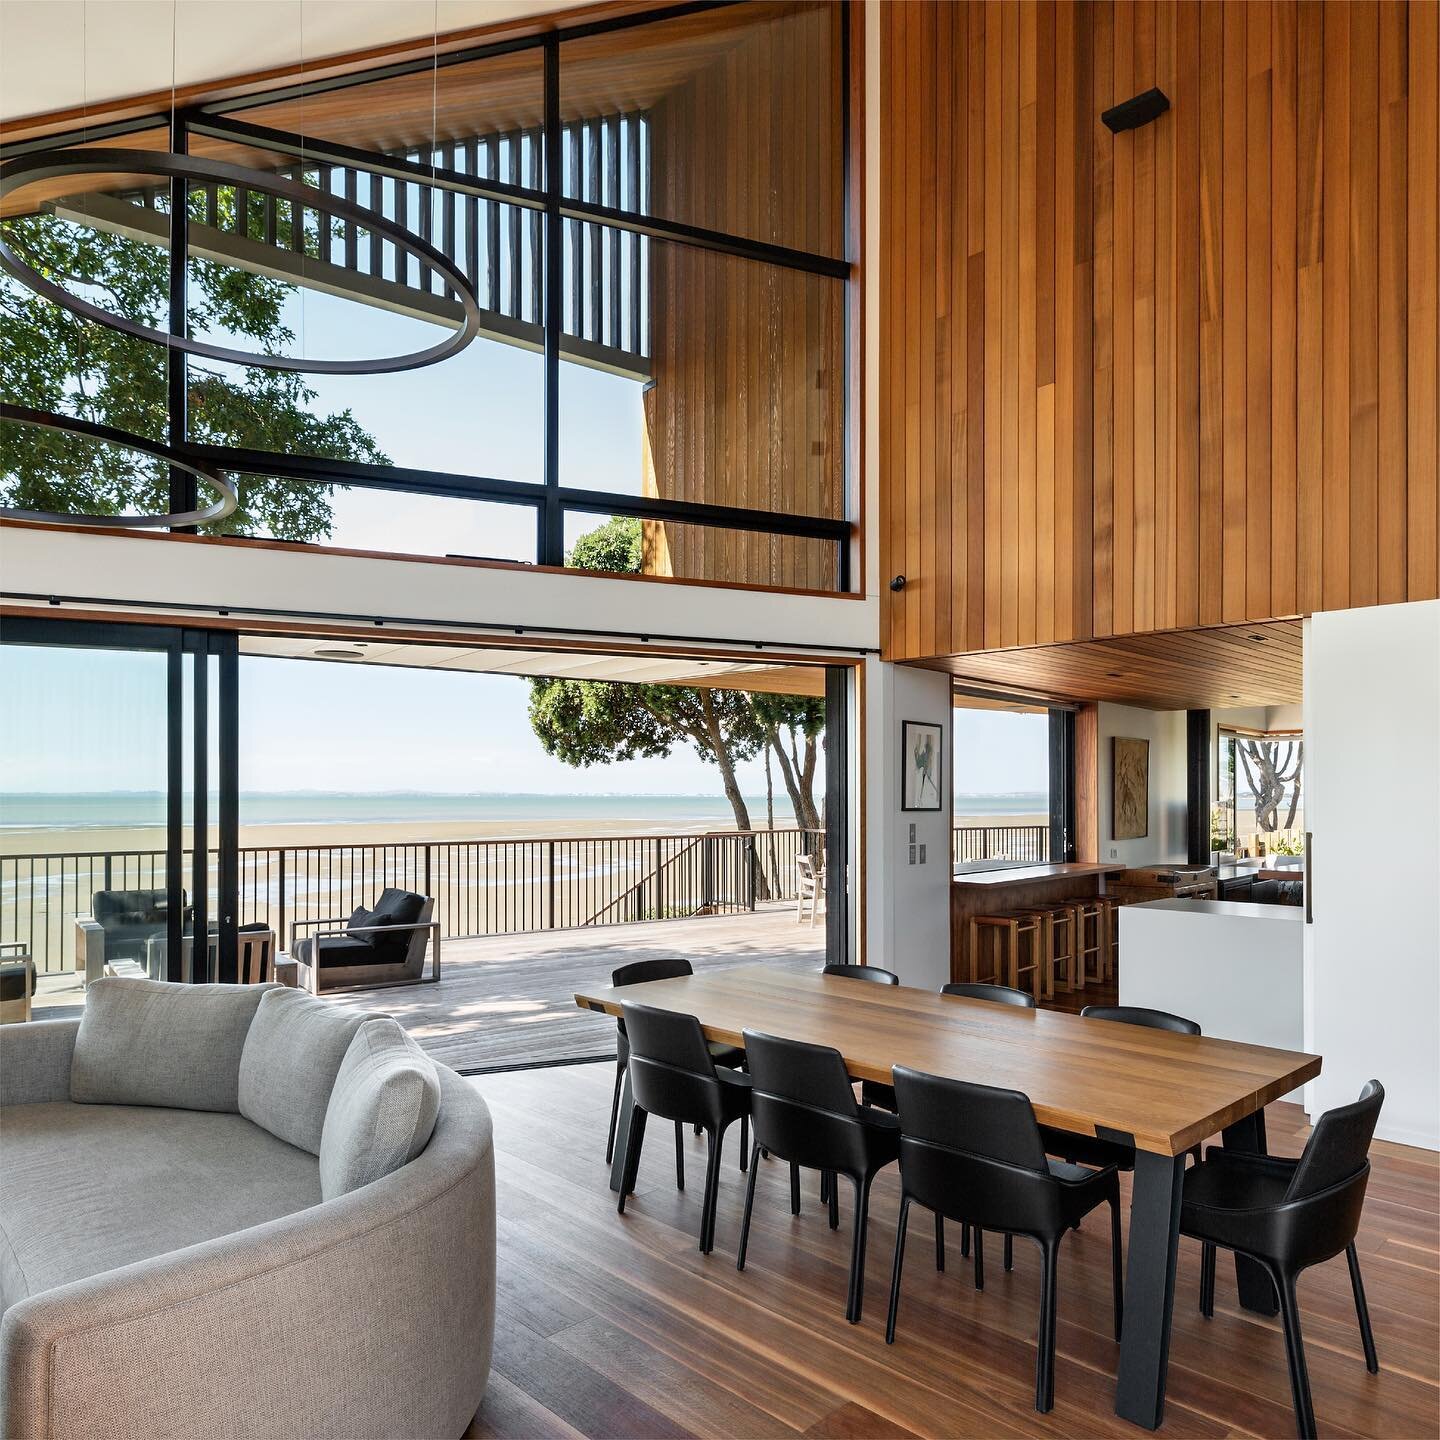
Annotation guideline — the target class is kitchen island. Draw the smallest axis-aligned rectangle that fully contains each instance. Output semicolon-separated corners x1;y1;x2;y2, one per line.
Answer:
950;861;1125;984
1119;897;1305;1059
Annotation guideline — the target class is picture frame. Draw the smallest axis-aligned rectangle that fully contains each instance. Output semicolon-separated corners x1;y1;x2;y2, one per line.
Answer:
901;720;943;812
1112;736;1150;840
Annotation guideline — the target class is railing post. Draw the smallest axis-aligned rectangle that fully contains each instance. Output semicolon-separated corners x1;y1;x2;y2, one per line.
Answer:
277;851;286;956
653;837;663;920
104;854;113;891
703;834;714;912
547;840;556;930
747;835;757;911
424;844;432;901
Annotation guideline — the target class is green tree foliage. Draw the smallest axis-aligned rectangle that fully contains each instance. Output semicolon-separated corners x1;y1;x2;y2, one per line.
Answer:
0;188;385;537
527;517;825;868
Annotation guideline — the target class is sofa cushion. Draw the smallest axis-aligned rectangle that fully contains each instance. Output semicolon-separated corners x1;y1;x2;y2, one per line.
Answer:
319;1018;441;1200
238;987;368;1154
0;1100;320;1316
70;977;272;1112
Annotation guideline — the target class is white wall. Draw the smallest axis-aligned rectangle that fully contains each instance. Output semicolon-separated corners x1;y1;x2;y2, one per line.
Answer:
1095;703;1188;864
1304;600;1440;1150
862;660;952;988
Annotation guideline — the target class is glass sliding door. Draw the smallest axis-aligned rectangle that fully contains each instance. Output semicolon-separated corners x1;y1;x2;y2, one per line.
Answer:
0;618;238;1013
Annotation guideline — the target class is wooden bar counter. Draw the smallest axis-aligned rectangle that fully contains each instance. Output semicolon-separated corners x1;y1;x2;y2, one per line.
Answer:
950;861;1126;983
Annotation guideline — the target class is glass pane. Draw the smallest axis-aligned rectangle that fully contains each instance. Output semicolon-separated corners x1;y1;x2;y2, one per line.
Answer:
563;511;838;592
0;643;171;1013
561;1;844;258
559;228;844;523
229;48;544;186
215;476;535;563
1;132;173;518
184;179;543;482
951;706;1051;871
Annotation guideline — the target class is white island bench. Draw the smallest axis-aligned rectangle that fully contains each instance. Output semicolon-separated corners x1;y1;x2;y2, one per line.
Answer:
1119;898;1305;1061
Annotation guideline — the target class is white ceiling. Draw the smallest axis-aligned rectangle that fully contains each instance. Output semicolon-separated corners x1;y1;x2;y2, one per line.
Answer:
0;0;579;124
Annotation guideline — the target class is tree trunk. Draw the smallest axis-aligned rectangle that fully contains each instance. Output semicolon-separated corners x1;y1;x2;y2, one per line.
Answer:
770;729;822;833
698;689;770;901
764;747;780;895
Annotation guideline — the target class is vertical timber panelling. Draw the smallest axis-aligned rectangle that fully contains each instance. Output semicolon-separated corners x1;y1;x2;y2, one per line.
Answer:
641;4;843;590
878;0;1440;663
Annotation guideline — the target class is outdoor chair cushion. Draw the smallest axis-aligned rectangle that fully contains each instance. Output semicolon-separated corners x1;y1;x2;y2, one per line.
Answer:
320;1018;441;1201
367;888;426;961
0;1100;320;1316
70;977;273;1112
91;890;172;928
239;987;369;1155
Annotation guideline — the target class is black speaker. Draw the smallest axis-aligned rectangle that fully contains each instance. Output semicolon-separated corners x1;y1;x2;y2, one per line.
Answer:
1101;87;1170;134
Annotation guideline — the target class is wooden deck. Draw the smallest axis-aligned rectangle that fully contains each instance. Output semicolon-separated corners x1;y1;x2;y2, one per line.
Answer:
467;1064;1439;1440
323;904;827;1072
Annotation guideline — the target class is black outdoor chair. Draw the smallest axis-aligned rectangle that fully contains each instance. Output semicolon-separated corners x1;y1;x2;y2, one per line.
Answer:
605;957;748;1187
737;1029;901;1324
886;1067;1123;1414
1040;1005;1204;1173
1184;1079;1385;1440
615;1001;753;1255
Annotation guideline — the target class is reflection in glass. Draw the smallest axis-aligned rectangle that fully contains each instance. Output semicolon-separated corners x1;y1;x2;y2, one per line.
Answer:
215;476;535;563
560;1;843;258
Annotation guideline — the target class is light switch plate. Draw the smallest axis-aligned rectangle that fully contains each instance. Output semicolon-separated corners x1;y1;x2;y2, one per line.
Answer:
908;844;917;864
918;843;927;863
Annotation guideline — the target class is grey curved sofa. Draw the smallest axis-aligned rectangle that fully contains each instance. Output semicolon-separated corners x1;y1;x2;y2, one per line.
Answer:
0;982;494;1440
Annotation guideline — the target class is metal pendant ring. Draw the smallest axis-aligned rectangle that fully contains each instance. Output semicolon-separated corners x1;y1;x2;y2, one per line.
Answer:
0;147;484;375
0;403;238;528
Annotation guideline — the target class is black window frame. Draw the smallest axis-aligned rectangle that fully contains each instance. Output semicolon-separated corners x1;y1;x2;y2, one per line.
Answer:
3;0;854;590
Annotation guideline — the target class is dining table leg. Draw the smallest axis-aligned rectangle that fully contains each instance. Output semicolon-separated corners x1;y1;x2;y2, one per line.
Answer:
1221;1110;1280;1315
608;1066;635;1193
1114;1149;1186;1430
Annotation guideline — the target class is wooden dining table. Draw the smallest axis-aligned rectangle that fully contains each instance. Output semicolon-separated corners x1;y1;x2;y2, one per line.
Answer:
574;964;1322;1432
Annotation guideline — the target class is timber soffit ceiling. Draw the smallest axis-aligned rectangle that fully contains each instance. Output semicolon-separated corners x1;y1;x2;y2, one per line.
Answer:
921;620;1304;712
238;633;827;696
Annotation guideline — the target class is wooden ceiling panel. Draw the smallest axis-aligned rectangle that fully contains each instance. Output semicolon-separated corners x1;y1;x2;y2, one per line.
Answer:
919;621;1303;711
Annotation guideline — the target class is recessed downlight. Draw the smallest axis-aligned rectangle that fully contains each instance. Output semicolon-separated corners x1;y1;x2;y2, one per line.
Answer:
313;647;365;661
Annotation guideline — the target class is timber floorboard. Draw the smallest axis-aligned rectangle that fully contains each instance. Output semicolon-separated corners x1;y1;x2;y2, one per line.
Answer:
466;1063;1439;1440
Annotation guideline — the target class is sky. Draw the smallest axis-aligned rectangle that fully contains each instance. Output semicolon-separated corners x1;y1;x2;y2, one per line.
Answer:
1;645;1052;799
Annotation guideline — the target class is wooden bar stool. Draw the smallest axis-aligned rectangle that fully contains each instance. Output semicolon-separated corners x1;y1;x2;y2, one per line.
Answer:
1070;899;1105;989
967;912;1048;1000
1017;904;1077;993
1094;896;1123;979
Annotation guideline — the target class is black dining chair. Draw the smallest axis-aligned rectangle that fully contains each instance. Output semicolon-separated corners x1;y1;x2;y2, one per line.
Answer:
822;962;900;984
1040;1004;1204;1173
822;963;900;1115
605;957;748;1187
886;1066;1123;1414
1184;1080;1384;1440
934;981;1038;1270
737;1029;901;1323
615;1001;754;1254
941;980;1036;1007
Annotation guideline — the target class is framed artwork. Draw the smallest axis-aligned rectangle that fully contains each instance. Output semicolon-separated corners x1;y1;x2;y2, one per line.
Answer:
1112;736;1150;840
901;720;943;811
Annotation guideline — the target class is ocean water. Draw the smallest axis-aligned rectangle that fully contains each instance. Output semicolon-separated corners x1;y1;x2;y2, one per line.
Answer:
0;789;1049;830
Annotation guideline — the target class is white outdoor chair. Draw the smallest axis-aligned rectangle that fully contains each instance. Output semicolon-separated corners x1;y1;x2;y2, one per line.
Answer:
796;855;825;926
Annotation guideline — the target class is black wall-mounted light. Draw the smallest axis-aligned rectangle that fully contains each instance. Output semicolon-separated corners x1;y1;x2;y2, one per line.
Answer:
1101;87;1170;134
890;575;907;592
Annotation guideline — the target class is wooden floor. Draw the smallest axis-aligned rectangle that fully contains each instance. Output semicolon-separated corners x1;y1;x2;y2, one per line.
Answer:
323;904;826;1072
466;1063;1439;1440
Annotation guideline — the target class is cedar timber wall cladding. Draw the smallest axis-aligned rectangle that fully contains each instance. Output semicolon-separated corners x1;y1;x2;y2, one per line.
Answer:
640;2;846;590
880;0;1439;661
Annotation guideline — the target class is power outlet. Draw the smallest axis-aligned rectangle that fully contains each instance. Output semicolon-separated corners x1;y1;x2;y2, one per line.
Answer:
1109;848;1119;859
